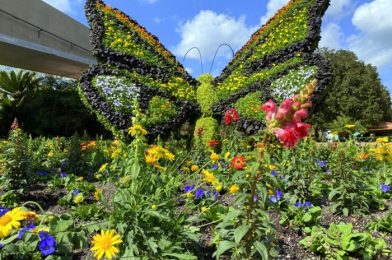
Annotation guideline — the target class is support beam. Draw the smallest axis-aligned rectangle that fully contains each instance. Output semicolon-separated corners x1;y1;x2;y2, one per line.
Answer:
0;0;96;79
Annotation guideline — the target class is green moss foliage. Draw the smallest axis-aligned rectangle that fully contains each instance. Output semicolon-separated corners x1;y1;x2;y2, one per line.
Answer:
197;74;217;116
194;117;219;147
234;92;266;121
142;96;178;127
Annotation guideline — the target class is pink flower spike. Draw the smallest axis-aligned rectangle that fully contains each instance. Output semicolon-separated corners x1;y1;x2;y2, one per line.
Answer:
293;109;308;122
280;98;294;111
274;125;299;148
276;108;290;121
295;122;311;138
261;99;277;112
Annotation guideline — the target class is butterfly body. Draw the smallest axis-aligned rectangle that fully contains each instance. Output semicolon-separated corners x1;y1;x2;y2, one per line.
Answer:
79;0;331;139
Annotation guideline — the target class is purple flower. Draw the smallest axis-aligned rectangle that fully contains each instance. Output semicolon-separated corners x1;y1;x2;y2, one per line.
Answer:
304;201;313;207
211;164;219;170
271;170;277;177
59;172;68;178
18;223;35;239
38;231;56;256
0;207;10;217
0;243;3;249
294;201;303;207
380;184;390;193
253;195;259;202
72;189;80;195
269;189;283;203
195;189;204;200
318;160;327;167
184;185;195;193
325;169;332;174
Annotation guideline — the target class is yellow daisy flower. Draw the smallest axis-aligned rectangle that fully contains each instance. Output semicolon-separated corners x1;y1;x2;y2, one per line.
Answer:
190;165;199;172
94;188;103;201
210;152;220;162
0;207;26;238
91;230;123;260
73;193;84;204
128;124;147;137
229;184;240;194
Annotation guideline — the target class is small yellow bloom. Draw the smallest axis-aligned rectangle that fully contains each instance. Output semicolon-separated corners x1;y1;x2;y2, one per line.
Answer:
224;152;231;160
201;207;208;213
345;124;356;129
215;184;222;192
376;137;389;143
94;188;103;201
128;124;148;137
91;230;123;260
267;164;276;171
111;148;122;159
210;152;220;162
151;204;157;210
186;192;194;199
73;193;84;204
99;163;108;173
191;165;199;172
33;226;50;234
229;184;240;194
47;151;54;158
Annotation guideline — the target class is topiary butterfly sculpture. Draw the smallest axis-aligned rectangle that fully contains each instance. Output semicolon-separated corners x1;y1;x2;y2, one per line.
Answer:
79;0;331;140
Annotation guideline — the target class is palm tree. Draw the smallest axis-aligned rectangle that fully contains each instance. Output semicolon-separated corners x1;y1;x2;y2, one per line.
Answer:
0;70;42;108
0;70;42;126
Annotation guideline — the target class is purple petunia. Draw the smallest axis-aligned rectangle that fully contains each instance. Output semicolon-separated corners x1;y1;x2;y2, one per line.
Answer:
18;223;35;240
0;206;10;217
380;184;390;193
38;231;56;256
72;189;80;195
270;189;283;203
184;185;195;193
59;172;68;178
195;189;204;200
318;160;327;167
211;164;219;170
271;170;277;177
294;201;313;208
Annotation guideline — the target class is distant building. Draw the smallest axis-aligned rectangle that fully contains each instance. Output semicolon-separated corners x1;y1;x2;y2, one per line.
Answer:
368;122;392;136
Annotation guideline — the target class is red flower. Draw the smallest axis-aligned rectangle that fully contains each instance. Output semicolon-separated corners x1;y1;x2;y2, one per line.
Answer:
231;155;246;170
274;122;311;148
207;139;220;147
295;122;311;138
224;108;240;124
261;100;277;121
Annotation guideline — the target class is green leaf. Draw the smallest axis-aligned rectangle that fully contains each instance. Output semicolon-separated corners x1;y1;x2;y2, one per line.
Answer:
223;209;242;223
163;253;197;260
234;224;250;245
342;208;349;217
214;240;235;259
302;212;312;223
254;241;269;260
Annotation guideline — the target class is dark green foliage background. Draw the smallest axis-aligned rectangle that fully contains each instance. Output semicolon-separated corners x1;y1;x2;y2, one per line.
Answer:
311;49;392;130
0;74;108;138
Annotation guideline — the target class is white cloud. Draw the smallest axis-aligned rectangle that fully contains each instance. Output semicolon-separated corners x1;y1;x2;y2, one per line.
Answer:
259;0;289;25
173;10;255;61
348;0;392;67
325;0;352;18
319;23;345;50
42;0;82;15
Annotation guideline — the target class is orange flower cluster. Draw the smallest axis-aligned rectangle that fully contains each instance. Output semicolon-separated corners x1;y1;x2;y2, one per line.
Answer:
80;141;96;151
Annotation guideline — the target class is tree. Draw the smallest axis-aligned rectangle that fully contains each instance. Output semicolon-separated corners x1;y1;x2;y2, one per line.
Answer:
311;49;392;130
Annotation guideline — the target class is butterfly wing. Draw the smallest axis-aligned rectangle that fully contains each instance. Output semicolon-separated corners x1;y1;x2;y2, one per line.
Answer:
212;0;331;134
80;0;200;137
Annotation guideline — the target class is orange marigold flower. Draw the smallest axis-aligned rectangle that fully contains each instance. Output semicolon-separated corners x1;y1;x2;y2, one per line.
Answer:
231;155;246;170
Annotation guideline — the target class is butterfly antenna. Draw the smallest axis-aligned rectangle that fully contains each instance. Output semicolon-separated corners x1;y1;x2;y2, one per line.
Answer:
209;43;234;74
183;47;204;74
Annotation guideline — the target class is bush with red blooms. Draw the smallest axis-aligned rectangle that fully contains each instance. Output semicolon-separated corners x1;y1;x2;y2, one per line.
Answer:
261;80;316;147
231;155;246;170
224;108;240;125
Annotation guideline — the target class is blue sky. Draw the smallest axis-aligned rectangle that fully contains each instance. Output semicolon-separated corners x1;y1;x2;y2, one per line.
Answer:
43;0;392;95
